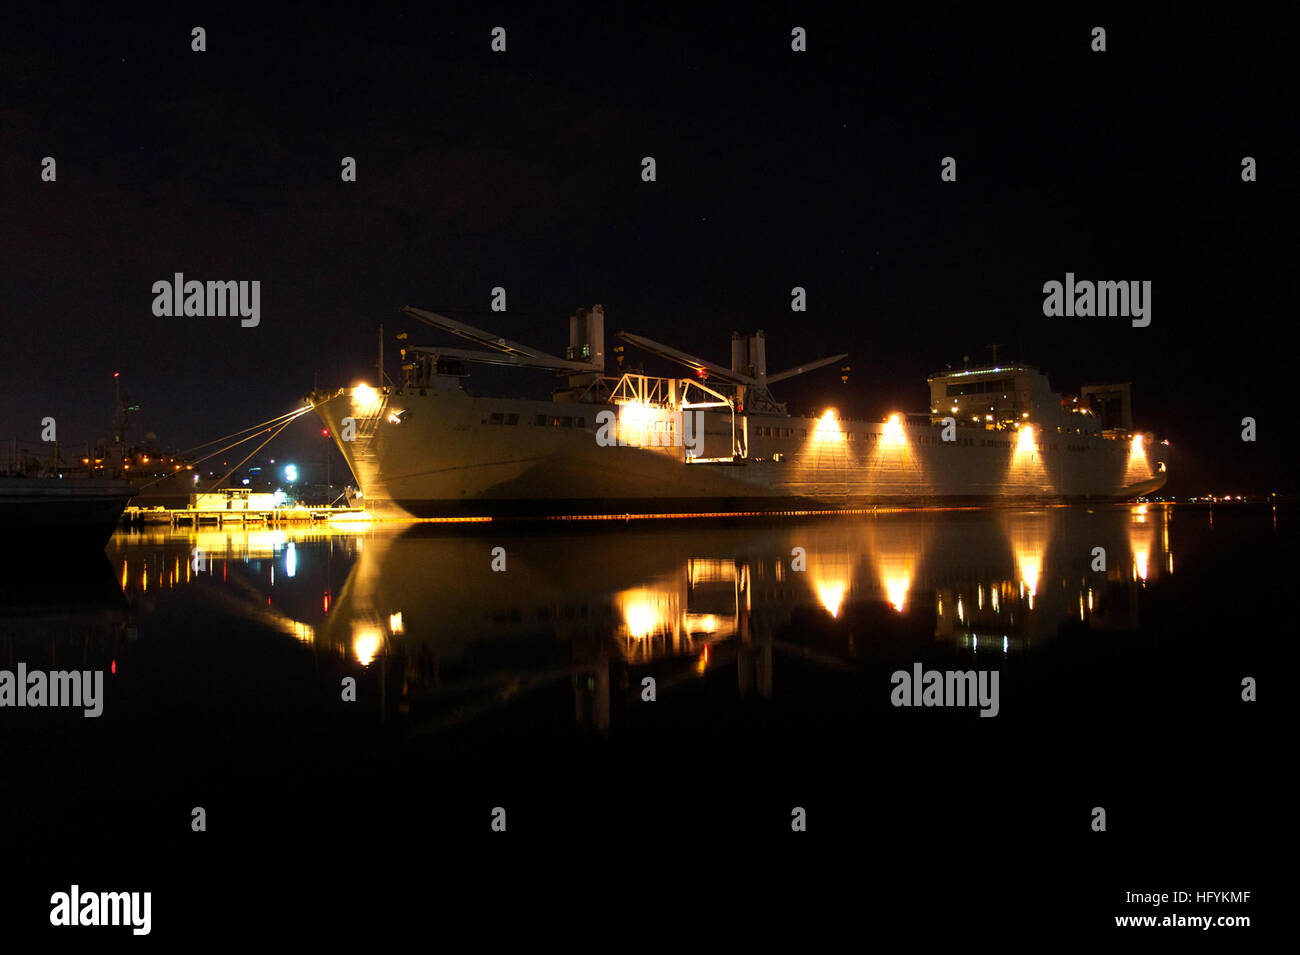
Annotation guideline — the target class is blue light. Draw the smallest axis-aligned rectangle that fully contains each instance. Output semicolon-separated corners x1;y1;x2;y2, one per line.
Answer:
283;464;298;483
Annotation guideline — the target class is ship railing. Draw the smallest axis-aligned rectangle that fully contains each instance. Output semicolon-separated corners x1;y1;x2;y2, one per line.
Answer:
2;435;133;479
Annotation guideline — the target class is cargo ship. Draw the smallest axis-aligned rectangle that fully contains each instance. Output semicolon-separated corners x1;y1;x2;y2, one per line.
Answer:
309;305;1169;518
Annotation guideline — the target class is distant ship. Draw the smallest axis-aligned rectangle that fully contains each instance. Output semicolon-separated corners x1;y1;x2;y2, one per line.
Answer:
0;476;135;547
310;306;1169;518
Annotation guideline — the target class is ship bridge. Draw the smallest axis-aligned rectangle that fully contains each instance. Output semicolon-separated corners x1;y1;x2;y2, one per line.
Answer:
927;365;1042;429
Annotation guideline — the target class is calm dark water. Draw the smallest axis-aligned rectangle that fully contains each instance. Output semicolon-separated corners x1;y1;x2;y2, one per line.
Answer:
2;504;1285;937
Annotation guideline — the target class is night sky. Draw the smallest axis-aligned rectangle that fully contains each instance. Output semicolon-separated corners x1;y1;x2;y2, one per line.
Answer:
3;6;1293;494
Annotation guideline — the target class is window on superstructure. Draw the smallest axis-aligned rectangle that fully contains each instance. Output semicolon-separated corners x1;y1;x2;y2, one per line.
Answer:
534;414;547;426
561;416;572;427
575;417;585;428
490;412;504;425
504;413;519;425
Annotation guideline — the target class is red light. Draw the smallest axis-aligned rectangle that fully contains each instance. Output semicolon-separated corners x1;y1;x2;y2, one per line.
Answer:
323;591;331;613
322;429;330;437
111;660;116;674
113;372;119;378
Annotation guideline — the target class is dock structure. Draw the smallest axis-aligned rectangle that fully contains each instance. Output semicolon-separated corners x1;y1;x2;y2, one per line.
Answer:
122;505;365;527
121;486;369;527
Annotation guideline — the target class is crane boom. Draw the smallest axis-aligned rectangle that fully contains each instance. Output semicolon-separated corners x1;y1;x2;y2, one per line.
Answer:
401;306;594;373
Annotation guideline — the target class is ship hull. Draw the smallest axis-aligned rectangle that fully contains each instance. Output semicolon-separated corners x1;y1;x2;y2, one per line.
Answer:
0;477;135;547
312;387;1169;518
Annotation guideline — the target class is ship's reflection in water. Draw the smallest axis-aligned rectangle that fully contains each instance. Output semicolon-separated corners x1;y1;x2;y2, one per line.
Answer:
87;504;1179;736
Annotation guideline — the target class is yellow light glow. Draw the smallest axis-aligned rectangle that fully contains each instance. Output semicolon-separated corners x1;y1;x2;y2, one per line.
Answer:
814;409;844;442
690;613;719;634
389;611;404;634
882;413;906;446
353;626;382;666
352;383;382;414
1020;563;1039;601
625;602;655;636
883;575;909;613
816;582;846;618
1125;432;1154;486
1005;423;1051;493
617;400;655;446
1005;511;1050;612
809;550;854;618
618;586;677;639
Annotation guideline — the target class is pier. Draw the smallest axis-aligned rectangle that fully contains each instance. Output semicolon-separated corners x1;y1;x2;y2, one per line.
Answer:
122;505;366;527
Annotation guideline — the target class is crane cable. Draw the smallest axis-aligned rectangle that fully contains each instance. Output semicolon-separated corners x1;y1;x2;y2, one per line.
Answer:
210;410;312;492
135;404;315;490
178;405;313;456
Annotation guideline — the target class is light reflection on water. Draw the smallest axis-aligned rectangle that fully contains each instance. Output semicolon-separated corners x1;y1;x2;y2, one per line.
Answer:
35;505;1178;735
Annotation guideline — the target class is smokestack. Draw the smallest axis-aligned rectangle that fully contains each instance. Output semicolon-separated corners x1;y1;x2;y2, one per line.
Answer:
587;304;605;372
731;332;747;376
750;330;767;381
